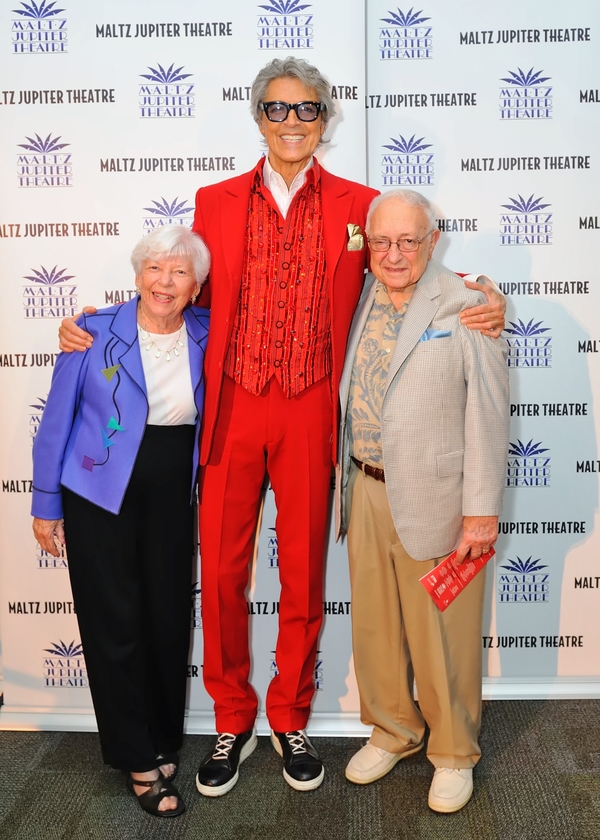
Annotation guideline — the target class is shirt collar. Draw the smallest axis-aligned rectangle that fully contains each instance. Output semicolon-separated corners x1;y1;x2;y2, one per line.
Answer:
375;282;409;316
262;154;316;197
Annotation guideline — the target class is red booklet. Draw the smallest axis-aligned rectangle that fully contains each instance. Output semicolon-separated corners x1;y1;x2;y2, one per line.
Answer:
419;547;495;612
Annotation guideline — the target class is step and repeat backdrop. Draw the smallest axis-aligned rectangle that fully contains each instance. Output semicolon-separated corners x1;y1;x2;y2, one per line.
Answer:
0;0;599;733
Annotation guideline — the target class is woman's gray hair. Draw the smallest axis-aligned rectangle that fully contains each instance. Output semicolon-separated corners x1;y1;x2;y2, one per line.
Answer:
366;189;437;234
130;226;210;286
251;56;336;139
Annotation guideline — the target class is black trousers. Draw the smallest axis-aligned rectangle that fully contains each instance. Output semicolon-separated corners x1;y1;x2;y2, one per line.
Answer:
63;424;195;772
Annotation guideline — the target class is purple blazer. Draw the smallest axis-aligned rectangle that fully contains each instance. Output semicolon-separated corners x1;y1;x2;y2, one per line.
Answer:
32;297;209;519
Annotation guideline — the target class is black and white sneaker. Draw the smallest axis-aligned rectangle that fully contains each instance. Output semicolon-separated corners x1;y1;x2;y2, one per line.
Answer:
271;729;325;791
196;729;257;797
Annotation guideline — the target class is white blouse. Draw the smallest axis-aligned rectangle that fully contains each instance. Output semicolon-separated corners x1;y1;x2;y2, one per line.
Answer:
137;324;197;426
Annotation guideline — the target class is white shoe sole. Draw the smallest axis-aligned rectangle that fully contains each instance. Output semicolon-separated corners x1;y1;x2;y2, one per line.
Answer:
428;791;473;813
270;731;325;791
428;777;473;813
196;731;258;797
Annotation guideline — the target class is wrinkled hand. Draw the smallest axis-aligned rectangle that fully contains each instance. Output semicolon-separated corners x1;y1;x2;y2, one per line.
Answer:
460;281;506;337
33;518;65;557
58;306;96;352
455;515;498;564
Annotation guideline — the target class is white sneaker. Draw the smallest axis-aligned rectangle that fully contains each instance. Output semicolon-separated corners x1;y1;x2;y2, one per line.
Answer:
345;739;421;784
428;767;473;813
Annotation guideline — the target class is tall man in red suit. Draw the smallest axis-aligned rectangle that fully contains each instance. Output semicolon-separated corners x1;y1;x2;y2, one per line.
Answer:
191;58;378;794
58;57;504;795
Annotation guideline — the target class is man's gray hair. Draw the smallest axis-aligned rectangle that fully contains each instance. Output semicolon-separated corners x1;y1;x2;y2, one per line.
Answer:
366;189;437;233
250;56;336;138
130;226;211;286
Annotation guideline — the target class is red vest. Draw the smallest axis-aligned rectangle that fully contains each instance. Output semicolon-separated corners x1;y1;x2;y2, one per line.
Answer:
224;166;329;398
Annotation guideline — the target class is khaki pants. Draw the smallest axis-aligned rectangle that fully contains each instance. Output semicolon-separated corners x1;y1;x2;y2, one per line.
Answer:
347;465;485;769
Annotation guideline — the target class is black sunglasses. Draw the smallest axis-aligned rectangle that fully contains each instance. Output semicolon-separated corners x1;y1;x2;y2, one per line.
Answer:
261;101;324;122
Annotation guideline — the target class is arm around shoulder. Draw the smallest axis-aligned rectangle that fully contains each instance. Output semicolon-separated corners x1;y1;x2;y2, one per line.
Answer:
59;306;97;352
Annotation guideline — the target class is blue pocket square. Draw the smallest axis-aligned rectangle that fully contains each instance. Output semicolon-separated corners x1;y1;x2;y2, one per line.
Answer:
419;329;452;342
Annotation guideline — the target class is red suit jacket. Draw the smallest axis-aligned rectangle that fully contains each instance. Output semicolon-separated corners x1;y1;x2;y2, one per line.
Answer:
193;158;379;465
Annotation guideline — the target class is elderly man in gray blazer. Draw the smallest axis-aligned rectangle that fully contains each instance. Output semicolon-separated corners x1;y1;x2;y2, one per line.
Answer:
338;189;509;813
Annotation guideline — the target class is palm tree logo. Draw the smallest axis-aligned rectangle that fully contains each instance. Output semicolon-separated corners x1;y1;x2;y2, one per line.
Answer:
30;396;47;412
143;197;194;223
383;134;432;154
44;640;84;658
500;557;548;574
23;265;75;285
501;68;551;88
501;194;551;214
12;1;64;17
259;0;311;12
508;440;549;458
140;63;192;84
504;318;550;338
381;7;430;26
18;133;69;153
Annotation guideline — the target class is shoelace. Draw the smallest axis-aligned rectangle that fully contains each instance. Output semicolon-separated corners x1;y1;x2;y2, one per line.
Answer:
284;731;308;755
212;733;236;760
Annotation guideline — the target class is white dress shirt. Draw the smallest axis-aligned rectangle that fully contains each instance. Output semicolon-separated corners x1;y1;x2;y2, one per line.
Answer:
262;155;314;219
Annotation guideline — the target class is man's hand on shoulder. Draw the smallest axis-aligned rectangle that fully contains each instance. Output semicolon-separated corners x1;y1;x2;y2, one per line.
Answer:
460;280;506;337
59;307;97;352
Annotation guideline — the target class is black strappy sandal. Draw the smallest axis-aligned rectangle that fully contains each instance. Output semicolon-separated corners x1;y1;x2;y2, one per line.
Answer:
126;773;185;818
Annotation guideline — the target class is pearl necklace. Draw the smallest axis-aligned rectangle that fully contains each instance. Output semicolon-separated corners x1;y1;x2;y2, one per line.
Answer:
138;321;184;361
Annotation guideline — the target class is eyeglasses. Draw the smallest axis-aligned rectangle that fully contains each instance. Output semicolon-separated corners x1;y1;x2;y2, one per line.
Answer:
368;230;436;253
261;101;324;122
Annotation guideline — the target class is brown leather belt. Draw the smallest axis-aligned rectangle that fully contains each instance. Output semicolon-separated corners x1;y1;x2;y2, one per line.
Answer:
351;456;385;483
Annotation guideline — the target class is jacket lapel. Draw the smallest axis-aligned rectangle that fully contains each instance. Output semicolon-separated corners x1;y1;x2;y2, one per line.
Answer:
383;264;440;398
320;165;355;283
110;298;147;397
219;169;256;316
221;188;251;286
184;305;209;347
183;307;209;406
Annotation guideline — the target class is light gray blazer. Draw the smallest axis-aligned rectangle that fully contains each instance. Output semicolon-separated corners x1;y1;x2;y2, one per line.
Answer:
337;260;509;561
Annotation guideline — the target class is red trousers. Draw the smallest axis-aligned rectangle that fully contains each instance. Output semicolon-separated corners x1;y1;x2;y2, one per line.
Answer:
198;374;333;733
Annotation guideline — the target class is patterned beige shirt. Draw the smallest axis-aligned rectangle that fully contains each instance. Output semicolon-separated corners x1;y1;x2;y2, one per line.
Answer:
346;283;408;467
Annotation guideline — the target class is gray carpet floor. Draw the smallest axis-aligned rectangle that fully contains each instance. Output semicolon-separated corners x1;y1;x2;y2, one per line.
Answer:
1;700;600;839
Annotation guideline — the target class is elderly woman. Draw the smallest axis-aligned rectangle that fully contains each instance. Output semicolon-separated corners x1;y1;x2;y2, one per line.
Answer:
31;225;210;817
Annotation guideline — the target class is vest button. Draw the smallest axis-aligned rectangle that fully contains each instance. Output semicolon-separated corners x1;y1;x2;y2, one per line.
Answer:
278;301;285;308
279;281;287;289
282;262;290;269
284;243;292;250
275;340;283;348
276;320;283;328
274;359;281;367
